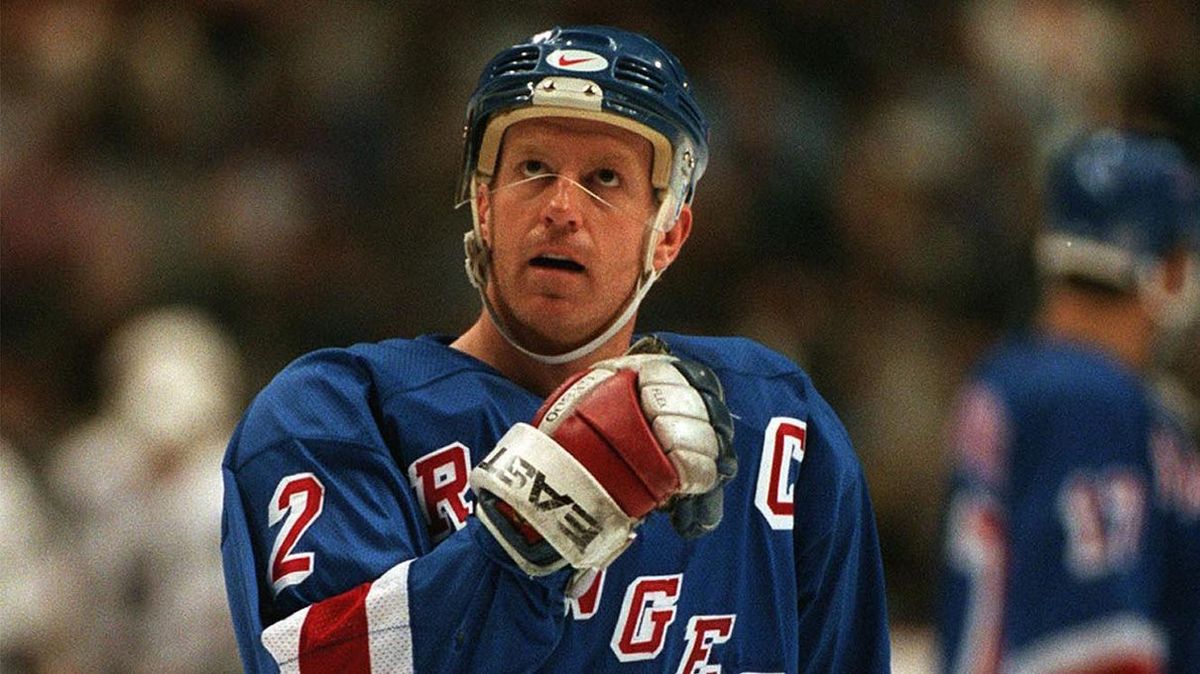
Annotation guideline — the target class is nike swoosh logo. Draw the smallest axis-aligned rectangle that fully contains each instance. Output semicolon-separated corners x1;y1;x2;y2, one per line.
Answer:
557;56;595;66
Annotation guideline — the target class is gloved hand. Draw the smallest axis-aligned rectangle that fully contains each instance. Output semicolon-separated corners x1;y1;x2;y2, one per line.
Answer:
470;336;736;576
605;335;737;538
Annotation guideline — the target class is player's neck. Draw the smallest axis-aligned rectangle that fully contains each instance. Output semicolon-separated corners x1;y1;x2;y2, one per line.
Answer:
451;315;634;397
1038;284;1154;371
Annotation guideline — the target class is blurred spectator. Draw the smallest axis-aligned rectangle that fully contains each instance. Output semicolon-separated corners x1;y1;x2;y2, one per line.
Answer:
47;306;243;673
0;437;80;672
798;73;1031;624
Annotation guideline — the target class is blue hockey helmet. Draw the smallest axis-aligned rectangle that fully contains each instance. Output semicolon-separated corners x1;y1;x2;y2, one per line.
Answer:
1038;129;1200;290
457;25;710;212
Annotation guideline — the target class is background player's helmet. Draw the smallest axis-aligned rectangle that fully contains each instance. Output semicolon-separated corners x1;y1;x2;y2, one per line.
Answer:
458;25;710;214
1038;128;1200;290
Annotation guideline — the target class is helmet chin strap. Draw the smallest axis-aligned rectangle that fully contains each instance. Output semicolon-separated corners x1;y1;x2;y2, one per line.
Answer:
463;176;678;366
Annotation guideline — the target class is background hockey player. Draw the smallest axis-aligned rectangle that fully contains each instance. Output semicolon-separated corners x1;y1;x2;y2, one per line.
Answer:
222;25;890;673
938;128;1200;674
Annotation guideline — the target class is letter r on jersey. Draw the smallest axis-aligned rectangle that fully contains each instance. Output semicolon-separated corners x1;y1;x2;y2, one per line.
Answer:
755;417;807;529
408;443;474;542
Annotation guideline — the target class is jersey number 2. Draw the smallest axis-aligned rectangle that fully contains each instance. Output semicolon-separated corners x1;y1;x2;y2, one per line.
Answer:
268;472;326;595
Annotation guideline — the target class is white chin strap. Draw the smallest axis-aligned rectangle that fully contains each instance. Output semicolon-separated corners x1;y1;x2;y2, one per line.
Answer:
481;266;661;365
463;175;678;365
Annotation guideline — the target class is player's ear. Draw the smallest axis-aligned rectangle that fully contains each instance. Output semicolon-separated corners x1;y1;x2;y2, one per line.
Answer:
652;203;692;272
1161;248;1188;295
476;181;493;244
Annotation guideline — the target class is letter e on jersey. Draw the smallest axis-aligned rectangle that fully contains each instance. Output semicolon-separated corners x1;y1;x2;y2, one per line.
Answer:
755;417;807;529
677;614;735;674
408;443;473;542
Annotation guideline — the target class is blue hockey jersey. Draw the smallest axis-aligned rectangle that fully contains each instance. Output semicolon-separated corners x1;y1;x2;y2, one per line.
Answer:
222;333;890;673
938;335;1200;674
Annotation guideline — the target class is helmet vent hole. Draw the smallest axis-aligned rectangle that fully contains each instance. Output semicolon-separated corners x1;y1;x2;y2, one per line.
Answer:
614;57;666;93
677;97;703;130
492;48;540;76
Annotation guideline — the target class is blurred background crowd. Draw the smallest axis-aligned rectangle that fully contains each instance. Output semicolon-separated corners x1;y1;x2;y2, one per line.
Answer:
2;1;1198;672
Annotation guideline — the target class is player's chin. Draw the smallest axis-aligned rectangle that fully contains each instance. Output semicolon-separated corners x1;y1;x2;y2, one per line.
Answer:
512;324;588;355
517;272;595;305
514;302;604;346
520;297;587;329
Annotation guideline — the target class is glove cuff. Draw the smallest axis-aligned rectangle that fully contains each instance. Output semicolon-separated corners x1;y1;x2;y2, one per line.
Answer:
470;423;638;575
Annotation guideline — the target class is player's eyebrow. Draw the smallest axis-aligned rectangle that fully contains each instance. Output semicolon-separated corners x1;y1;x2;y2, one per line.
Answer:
587;150;644;169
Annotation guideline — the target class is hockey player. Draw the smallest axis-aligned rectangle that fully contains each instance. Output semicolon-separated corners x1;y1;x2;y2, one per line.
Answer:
222;26;890;673
938;129;1200;673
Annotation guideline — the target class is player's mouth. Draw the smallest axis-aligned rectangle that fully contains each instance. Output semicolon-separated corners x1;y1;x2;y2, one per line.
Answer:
529;254;586;273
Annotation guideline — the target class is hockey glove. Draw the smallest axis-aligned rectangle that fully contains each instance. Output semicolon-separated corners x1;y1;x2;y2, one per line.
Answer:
470;337;736;576
614;337;737;538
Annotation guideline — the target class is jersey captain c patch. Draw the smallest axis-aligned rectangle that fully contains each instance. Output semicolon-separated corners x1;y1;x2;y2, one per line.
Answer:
755;417;807;529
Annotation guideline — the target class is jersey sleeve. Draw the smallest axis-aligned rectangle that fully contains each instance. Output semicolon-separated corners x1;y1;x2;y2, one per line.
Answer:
938;379;1011;674
791;383;891;674
220;349;572;673
1150;414;1200;674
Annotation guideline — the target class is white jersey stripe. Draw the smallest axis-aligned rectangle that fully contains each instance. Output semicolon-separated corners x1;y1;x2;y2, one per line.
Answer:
366;560;416;673
1003;613;1167;674
261;604;309;672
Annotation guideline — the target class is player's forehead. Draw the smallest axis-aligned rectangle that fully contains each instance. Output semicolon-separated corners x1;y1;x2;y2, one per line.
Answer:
500;117;653;169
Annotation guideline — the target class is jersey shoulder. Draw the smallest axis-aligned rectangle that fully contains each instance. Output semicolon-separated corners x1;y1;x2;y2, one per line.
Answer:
653;333;840;428
652;332;805;379
225;335;495;470
955;334;1157;490
976;335;1148;413
656;332;865;490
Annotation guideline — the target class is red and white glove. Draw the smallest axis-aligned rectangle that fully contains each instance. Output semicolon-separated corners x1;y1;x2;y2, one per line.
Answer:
470;338;736;576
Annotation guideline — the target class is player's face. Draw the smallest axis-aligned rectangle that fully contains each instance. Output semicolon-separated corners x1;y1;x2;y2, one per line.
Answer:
477;116;687;353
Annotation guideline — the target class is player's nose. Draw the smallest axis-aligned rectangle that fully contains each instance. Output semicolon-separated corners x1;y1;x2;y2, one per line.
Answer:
542;175;582;231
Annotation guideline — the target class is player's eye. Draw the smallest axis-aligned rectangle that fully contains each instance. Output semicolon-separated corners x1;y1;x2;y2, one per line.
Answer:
594;168;620;188
521;160;548;177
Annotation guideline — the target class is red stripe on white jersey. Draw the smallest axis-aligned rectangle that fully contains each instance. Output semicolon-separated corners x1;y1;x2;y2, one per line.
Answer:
261;560;415;673
299;581;371;673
